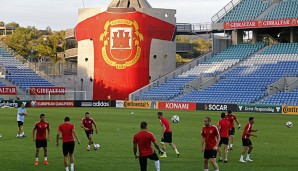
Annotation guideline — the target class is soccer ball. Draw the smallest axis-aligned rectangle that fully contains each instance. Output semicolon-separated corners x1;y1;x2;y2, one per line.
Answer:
0;134;2;138
94;144;100;150
171;115;180;123
286;121;293;128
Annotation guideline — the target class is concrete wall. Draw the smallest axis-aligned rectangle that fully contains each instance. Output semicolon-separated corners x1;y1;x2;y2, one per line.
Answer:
232;30;243;45
77;8;107;100
212;38;232;55
138;8;176;81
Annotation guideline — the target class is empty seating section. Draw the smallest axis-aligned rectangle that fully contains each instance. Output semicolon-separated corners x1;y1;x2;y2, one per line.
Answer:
0;47;55;93
259;88;298;105
263;0;298;20
0;82;6;86
174;43;298;104
134;42;266;101
135;76;197;100
181;42;266;77
220;0;271;22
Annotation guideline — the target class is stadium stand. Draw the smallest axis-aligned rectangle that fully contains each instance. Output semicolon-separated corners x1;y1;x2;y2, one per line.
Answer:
0;82;6;86
174;43;298;104
134;42;266;101
0;47;56;93
262;0;298;20
259;88;298;105
219;0;272;22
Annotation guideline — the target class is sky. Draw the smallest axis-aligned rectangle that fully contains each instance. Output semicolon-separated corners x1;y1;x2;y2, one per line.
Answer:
0;0;230;31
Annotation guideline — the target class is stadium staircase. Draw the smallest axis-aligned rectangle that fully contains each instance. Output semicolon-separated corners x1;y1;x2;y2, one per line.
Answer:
215;0;272;23
132;42;267;101
0;41;65;98
262;0;298;20
174;43;298;104
213;0;298;23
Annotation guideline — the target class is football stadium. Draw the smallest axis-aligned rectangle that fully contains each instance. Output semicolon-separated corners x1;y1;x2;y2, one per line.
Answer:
1;0;298;170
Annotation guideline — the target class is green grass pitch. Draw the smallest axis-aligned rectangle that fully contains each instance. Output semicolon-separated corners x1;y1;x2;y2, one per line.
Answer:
0;107;298;171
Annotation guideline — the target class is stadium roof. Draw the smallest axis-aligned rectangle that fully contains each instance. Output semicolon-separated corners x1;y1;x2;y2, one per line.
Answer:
108;0;152;8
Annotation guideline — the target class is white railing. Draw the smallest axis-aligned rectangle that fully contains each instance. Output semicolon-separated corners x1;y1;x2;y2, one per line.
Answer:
211;0;242;23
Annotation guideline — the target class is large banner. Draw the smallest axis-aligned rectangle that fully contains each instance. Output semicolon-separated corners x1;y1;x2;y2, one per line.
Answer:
224;18;298;30
75;9;175;100
30;100;74;107
282;106;298;114
0;86;17;95
124;101;156;109
29;87;65;95
74;100;115;107
158;102;196;110
237;104;282;113
197;103;238;111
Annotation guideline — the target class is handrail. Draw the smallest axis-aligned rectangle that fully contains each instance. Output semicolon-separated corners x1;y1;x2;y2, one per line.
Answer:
211;0;242;23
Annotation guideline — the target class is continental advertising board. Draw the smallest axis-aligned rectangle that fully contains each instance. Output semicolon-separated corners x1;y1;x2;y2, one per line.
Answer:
124;101;156;109
282;106;298;114
238;104;282;113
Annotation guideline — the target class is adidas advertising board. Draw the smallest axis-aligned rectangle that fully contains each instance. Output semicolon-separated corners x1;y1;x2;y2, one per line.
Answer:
75;100;116;107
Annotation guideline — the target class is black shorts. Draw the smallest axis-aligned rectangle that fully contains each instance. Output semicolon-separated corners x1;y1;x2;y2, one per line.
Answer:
85;130;93;138
17;121;23;127
161;132;172;144
229;127;235;135
242;138;252;146
139;152;159;171
204;150;217;159
63;141;75;156
219;137;229;145
36;139;47;148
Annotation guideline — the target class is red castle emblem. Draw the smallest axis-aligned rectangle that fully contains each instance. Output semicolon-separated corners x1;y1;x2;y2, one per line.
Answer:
100;19;144;69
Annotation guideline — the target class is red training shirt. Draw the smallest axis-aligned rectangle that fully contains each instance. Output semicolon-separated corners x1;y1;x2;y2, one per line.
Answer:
218;119;230;138
160;117;172;132
242;123;252;139
201;125;219;150
58;122;75;143
225;114;237;128
34;121;49;140
81;118;95;131
133;130;156;157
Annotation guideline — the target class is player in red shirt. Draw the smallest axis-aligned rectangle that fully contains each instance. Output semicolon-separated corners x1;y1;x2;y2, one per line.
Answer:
240;117;257;163
217;112;231;163
201;117;220;171
32;114;50;166
80;112;99;151
133;122;163;171
56;117;80;171
225;109;241;150
157;112;179;158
